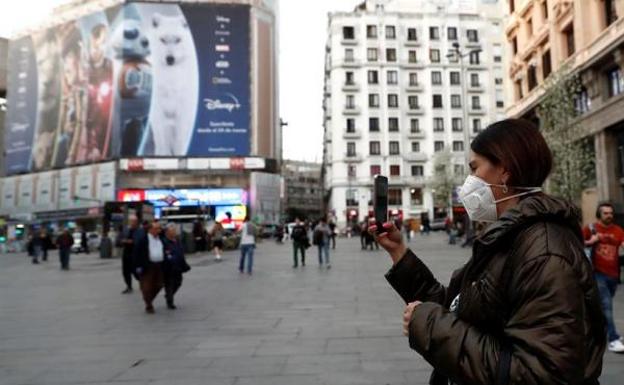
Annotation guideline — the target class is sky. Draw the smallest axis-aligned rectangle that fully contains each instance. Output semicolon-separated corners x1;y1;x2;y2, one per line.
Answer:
0;0;359;163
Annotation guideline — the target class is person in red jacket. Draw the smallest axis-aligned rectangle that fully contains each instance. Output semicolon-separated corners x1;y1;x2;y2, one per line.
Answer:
583;202;624;353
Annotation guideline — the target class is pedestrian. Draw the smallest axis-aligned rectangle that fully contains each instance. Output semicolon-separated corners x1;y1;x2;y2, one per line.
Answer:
120;216;139;294
583;202;624;353
133;220;165;314
56;228;74;270
81;231;89;254
31;232;42;264
329;220;337;250
360;219;368;250
193;221;206;252
99;231;113;259
291;218;307;268
238;216;256;275
162;223;191;310
210;221;225;261
41;229;52;262
421;216;430;235
370;119;606;384
313;217;332;268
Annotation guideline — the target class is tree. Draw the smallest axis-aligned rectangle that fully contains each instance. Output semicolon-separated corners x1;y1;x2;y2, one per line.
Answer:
428;148;461;208
538;66;595;203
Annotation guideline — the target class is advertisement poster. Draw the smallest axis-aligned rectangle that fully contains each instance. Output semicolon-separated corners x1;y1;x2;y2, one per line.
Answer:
3;3;252;175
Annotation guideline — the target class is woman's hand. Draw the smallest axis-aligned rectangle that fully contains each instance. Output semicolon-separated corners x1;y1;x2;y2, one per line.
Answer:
368;220;407;264
403;301;422;336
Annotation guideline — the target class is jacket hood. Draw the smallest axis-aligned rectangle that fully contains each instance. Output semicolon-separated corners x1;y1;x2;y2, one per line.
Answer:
478;194;582;247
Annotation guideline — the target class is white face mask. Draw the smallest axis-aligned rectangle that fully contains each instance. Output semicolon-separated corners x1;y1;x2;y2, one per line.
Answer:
458;175;542;222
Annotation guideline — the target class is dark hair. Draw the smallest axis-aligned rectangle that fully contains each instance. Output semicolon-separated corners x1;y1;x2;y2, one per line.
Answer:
471;119;553;187
596;202;614;219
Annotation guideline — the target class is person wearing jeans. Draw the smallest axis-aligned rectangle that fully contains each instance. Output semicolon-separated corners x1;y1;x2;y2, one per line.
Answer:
583;202;624;353
238;217;256;275
56;229;74;270
313;218;332;268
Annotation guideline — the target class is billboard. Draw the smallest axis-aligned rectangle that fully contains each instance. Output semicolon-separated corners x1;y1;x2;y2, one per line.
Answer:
4;2;251;175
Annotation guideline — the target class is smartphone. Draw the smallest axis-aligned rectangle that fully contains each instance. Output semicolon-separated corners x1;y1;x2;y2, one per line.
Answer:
373;175;388;233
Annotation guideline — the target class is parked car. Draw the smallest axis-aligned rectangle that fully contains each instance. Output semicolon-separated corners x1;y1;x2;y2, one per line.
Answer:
430;218;448;231
259;224;278;239
71;232;101;253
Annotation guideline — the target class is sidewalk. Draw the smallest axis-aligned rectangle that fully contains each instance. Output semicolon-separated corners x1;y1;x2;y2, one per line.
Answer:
0;234;622;384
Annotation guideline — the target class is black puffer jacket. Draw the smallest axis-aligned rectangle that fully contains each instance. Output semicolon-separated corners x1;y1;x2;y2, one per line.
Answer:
386;194;606;385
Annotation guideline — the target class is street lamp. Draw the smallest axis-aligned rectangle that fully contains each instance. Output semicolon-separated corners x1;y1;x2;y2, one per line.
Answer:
446;41;482;167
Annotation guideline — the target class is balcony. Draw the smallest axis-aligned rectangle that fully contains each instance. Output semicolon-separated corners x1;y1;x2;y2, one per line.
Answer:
343;130;361;139
401;60;421;69
405;176;426;186
403;153;428;162
341;37;357;46
464;40;480;50
342;59;361;68
468;105;486;115
343;106;361;115
342;82;360;92
406;83;424;92
404;38;421;47
406;105;424;115
407;130;426;139
344;153;363;162
467;82;485;93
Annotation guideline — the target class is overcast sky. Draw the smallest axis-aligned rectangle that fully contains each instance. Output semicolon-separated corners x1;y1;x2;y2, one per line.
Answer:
0;0;358;163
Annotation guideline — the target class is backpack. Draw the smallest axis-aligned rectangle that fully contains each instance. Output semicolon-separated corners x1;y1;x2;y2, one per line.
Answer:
313;229;324;246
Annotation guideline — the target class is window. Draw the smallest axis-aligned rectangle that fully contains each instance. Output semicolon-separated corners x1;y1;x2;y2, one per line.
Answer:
387;70;398;85
409;72;419;86
447;27;457;40
386;48;397;62
346;71;355;85
369;93;380;108
472;119;481;133
528;65;537;91
367;25;377;38
433;94;443;108
607;67;624;97
369;141;381;155
368;48;378;62
454;165;465;177
606;0;618;26
431;71;442;85
452;118;463;131
346;189;358;206
346;118;356;133
511;36;518;55
564;25;575;57
495;77;503;85
448;49;458;63
515;80;524;100
453;141;464;152
346;95;355;108
469;50;480;65
542;50;552;79
527;18;533;37
408;96;419;109
347;142;356;156
370;165;381;176
493;45;502;63
450;71;460;85
434;141;445;152
434;117;444;132
368;70;379;84
467;29;479;42
388;94;399;108
430;49;440;63
345;48;354;62
542;1;549;20
389;141;400;155
429;26;440;40
470;73;479;87
388;189;402;205
410;119;420;133
496;90;504;108
411;142;420;152
388;117;399;131
574;87;590;114
348;165;357;177
408;50;417;63
386;25;396;39
343;26;355;39
411;165;424;176
369;117;380;132
410;188;423;205
451;95;461;108
472;96;481;109
407;28;417;41
390;165;401;176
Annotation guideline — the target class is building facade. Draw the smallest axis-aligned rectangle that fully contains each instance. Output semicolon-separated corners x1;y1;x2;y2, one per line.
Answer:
505;0;624;217
323;0;507;229
0;0;280;232
282;160;323;221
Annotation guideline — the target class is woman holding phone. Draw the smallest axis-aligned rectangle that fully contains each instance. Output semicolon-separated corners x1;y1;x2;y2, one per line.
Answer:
371;119;606;385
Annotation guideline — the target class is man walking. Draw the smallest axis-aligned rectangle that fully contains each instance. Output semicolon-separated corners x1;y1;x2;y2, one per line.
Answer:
57;228;74;270
329;220;337;250
162;223;190;310
584;202;624;353
134;221;165;314
121;216;139;294
313;217;332;268
238;216;256;275
291;218;307;268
